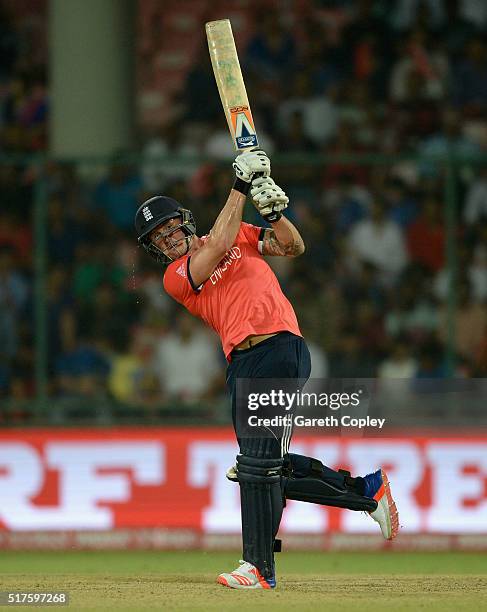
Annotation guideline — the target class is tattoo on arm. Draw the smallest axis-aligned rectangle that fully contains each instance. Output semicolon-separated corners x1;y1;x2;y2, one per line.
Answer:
262;229;303;257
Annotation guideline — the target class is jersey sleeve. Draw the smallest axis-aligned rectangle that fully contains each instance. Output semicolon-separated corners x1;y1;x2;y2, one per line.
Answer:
240;222;266;254
163;256;196;304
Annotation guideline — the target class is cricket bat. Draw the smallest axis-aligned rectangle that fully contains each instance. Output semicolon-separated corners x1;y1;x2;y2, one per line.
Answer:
205;19;259;151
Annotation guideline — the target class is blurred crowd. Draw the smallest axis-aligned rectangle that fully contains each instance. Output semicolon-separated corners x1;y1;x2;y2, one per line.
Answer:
1;0;487;423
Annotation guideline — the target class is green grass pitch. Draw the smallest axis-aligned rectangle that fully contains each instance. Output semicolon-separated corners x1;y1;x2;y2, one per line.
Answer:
0;551;485;611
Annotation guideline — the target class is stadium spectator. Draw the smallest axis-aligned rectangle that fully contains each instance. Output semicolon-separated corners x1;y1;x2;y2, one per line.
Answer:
390;29;449;103
384;278;439;341
337;82;378;148
77;281;139;343
72;243;128;305
243;13;297;84
384;177;419;229
322;172;371;233
278;72;339;147
276;110;318;154
451;37;487;111
340;261;385;312
347;199;409;281
414;339;448;378
341;0;392;98
463;167;487;225
0;246;29;363
406;192;445;272
152;311;223;404
93;157;142;232
47;196;82;265
0;209;32;268
417;108;480;177
433;241;487;304
107;330;159;408
378;337;418;378
440;0;480;59
46;266;76;383
140;122;201;192
438;280;487;360
328;326;377;378
0;246;29;315
54;332;110;398
390;0;445;32
461;0;487;29
300;22;345;97
322;121;369;186
354;299;388;358
179;56;222;125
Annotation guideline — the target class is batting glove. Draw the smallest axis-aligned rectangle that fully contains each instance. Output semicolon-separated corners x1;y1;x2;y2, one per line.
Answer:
233;149;270;183
251;176;288;223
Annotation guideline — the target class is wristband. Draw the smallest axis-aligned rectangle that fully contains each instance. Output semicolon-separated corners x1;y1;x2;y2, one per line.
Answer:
233;177;250;195
264;211;282;223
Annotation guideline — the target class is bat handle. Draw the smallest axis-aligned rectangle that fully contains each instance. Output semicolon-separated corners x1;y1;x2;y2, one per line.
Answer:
249;147;265;181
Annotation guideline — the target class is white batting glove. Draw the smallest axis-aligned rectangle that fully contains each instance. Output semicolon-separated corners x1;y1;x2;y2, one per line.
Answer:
251;176;288;223
232;149;270;183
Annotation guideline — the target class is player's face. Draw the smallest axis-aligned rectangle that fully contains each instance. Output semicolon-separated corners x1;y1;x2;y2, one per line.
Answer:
150;217;189;261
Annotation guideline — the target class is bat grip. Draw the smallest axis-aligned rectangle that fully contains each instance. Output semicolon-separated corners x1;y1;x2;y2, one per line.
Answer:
249;147;265;181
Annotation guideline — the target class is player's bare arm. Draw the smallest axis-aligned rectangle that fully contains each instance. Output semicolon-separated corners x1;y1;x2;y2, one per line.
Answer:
189;189;247;287
249;175;304;257
189;149;271;287
262;217;305;258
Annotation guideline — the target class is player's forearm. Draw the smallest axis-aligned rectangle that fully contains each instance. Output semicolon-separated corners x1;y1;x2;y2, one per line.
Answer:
269;216;305;256
207;188;246;252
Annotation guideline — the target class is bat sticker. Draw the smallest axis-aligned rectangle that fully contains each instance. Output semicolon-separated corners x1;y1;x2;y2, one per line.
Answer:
230;106;258;149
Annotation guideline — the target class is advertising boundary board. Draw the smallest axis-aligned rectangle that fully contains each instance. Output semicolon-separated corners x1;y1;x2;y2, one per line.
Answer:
0;428;486;549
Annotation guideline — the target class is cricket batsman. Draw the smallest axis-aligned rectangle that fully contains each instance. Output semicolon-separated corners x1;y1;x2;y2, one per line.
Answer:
134;149;399;590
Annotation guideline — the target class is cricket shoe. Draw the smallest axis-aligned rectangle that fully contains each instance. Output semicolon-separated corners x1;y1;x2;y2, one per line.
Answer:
364;468;399;540
217;560;276;590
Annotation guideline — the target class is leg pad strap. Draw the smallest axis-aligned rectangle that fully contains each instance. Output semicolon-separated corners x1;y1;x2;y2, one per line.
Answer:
283;475;377;512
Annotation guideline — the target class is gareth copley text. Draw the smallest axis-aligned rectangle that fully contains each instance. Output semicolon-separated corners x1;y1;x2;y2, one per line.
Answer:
248;415;386;429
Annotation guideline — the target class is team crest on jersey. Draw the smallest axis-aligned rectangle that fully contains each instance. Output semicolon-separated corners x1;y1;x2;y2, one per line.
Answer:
230;105;259;149
176;263;186;278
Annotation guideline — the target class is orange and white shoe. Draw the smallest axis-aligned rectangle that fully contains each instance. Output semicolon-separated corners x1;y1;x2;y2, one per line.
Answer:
364;469;399;540
217;560;276;590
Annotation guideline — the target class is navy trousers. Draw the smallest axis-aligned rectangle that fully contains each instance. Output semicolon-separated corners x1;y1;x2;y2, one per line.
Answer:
226;331;311;446
225;332;311;578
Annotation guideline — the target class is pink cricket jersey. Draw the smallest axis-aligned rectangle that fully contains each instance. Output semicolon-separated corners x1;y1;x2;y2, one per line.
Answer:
163;222;302;360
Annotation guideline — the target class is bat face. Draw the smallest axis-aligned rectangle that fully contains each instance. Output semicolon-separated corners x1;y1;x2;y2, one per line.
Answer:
206;19;259;151
229;106;258;149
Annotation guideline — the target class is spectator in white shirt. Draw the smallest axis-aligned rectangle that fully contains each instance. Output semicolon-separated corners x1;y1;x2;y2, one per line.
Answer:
378;338;417;379
378;337;418;414
347;199;409;282
153;311;222;404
